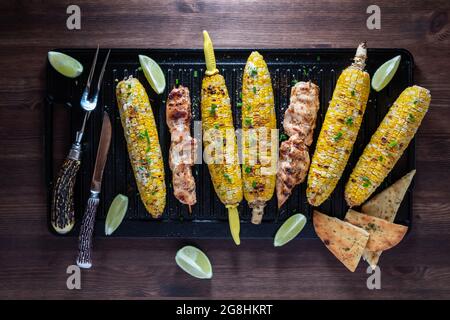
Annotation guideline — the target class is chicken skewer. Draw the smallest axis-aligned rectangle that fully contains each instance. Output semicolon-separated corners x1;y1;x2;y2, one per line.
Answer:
166;85;198;209
277;81;320;208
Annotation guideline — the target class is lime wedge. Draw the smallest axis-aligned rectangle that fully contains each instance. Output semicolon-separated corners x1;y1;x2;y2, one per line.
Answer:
175;246;213;279
105;194;129;236
371;55;401;92
274;213;306;247
138;55;166;94
48;51;83;78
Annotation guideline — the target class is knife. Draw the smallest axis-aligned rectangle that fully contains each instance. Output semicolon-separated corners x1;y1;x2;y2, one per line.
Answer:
77;112;112;269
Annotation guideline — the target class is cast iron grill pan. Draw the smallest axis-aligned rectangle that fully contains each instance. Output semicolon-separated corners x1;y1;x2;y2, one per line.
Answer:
45;48;414;238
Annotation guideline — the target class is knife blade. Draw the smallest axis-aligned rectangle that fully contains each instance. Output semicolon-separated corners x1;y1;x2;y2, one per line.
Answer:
77;111;112;269
90;112;112;193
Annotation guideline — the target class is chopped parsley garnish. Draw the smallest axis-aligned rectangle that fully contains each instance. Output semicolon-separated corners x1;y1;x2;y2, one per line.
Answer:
345;117;354;125
175;78;179;86
253;86;257;94
236;102;242;108
280;133;288;142
252;181;257;189
367;223;377;231
151;190;157;195
223;173;232;183
144;129;150;144
333;131;343;142
139;129;151;146
244;117;253;126
128;84;132;89
291;79;298;86
388;140;398;148
193;70;198;78
351;90;356;96
246;105;251;111
210;104;218;116
146;145;151;153
214;124;220;129
244;165;252;174
378;155;384;162
408;113;416;123
362;176;371;187
146;156;152;164
249;66;258;77
413;99;419;105
240;92;243;99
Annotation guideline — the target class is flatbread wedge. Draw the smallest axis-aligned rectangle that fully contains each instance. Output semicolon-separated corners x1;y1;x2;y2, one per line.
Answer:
361;170;415;268
362;170;416;221
313;210;369;272
345;209;408;251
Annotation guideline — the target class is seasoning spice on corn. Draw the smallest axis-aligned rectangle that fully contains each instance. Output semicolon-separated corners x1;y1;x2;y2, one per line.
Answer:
345;85;431;207
116;77;166;217
241;51;276;224
201;30;243;245
307;42;371;206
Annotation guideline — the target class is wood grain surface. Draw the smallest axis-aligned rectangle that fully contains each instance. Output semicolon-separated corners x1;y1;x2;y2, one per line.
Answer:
1;0;450;299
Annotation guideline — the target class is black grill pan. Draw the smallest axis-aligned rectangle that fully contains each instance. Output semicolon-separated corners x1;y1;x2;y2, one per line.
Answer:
45;48;414;238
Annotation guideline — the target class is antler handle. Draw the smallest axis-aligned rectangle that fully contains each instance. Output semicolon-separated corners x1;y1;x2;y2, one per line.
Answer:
76;193;100;269
51;146;82;234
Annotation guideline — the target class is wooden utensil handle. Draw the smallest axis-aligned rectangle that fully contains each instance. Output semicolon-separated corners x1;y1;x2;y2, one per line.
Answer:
51;156;81;234
76;194;99;269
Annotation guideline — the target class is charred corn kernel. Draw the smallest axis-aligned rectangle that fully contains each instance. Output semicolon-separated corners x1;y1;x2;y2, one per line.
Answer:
116;77;166;217
241;51;276;224
307;43;370;206
201;31;242;244
345;85;431;206
201;73;243;207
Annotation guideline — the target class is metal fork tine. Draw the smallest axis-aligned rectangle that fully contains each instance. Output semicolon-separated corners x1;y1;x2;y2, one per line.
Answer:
85;45;100;91
95;49;111;93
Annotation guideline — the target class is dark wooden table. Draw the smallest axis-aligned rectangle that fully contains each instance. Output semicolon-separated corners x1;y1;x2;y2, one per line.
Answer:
1;0;449;299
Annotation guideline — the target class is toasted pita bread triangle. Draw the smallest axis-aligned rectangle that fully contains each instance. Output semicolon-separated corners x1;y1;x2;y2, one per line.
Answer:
345;209;408;251
313;210;369;272
362;170;415;222
361;170;415;268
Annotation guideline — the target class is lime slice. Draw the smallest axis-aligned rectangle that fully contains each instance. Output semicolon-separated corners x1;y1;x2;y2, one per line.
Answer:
274;213;307;247
48;51;83;78
105;194;129;236
371;55;401;92
175;246;213;279
138;55;166;94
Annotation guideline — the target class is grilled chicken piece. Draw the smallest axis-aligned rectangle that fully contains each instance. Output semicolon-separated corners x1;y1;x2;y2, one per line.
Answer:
277;81;319;208
166;85;197;206
283;82;320;146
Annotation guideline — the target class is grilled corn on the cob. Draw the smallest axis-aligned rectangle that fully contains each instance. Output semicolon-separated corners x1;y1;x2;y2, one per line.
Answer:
201;30;243;244
307;42;370;206
116;77;166;217
345;85;431;206
242;51;276;224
